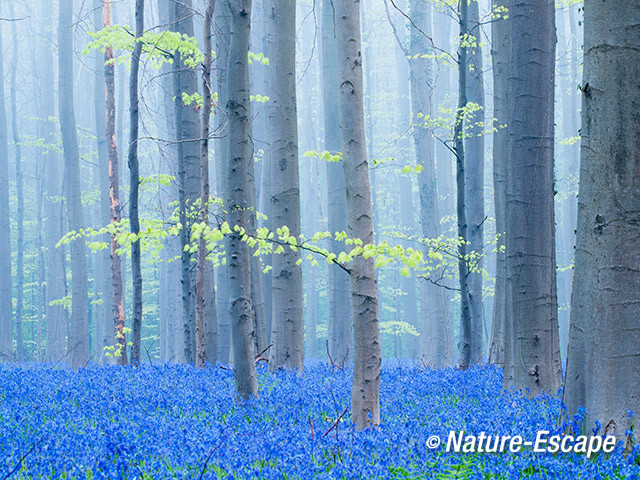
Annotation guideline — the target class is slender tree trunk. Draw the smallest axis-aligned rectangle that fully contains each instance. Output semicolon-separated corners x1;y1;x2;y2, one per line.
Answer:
406;0;451;368
195;0;216;368
32;44;46;361
9;4;24;361
465;0;485;364
0;15;11;362
93;0;113;363
128;0;144;365
39;0;67;363
59;0;90;368
488;0;508;366
226;0;258;398
321;0;352;364
214;0;232;364
205;262;218;363
103;0;127;366
334;0;381;430
564;0;640;441
266;0;304;371
503;0;562;395
172;0;202;364
455;0;473;370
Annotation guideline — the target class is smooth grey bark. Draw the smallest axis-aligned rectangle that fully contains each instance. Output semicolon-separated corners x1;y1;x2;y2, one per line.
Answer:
255;0;273;348
321;0;352;364
9;4;24;361
225;0;258;398
464;0;484;364
393;36;419;359
196;0;215;368
266;0;304;371
172;0;202;363
128;0;144;365
93;0;113;363
334;0;381;430
503;0;562;395
59;0;89;368
564;0;640;441
455;0;473;370
488;0;508;366
214;0;232;364
240;0;268;361
32;38;46;360
40;0;67;363
158;0;182;363
205;261;218;363
0;14;11;362
405;0;452;368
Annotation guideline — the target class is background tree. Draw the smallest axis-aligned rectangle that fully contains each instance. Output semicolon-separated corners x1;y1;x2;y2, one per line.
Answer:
0;10;12;362
58;0;89;368
321;0;352;364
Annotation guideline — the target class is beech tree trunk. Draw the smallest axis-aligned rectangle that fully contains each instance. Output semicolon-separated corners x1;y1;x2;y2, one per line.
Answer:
103;0;127;366
9;4;24;361
455;0;473;370
93;0;113;364
407;0;452;368
226;0;258;398
0;15;11;362
488;0;508;366
128;0;144;365
40;0;67;363
266;0;304;371
464;0;485;364
564;0;640;440
214;0;232;364
321;0;352;364
334;0;381;431
195;0;216;368
172;0;202;363
503;0;562;395
58;0;89;368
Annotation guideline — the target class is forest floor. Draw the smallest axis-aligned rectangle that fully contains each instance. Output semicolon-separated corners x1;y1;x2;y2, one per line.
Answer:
0;363;638;479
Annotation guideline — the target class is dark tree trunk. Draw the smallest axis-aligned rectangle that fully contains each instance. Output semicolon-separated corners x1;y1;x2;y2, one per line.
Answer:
127;0;144;365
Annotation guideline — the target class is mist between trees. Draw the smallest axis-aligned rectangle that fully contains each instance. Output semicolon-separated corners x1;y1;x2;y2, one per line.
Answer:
0;0;637;436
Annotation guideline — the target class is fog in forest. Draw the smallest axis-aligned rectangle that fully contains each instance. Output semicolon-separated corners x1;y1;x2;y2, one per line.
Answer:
0;0;583;371
2;0;640;476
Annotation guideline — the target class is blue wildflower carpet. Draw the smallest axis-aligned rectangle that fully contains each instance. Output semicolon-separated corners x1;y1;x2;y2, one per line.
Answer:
1;364;638;479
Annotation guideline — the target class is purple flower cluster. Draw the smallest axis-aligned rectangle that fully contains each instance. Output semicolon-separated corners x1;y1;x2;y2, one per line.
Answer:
0;363;638;479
